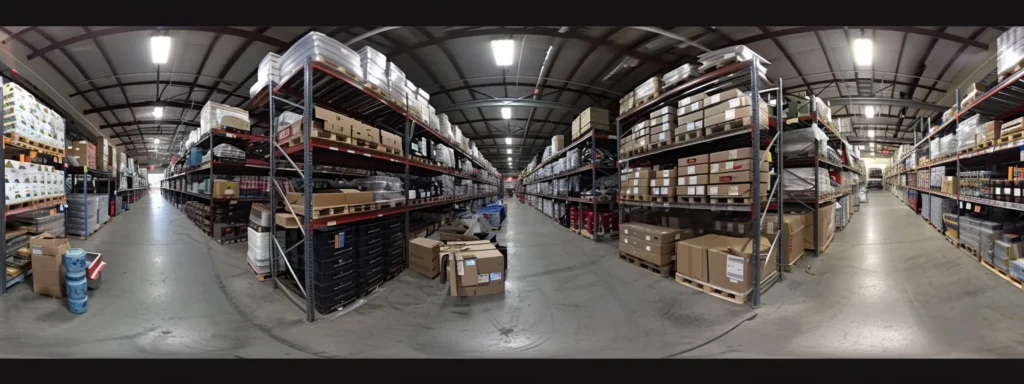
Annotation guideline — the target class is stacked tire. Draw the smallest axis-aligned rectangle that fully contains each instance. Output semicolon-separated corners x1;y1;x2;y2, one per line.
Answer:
63;248;89;314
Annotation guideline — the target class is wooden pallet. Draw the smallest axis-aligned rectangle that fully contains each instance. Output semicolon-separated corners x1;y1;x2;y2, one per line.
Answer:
650;196;675;202
6;195;63;209
354;138;381;151
377;200;406;209
944;234;959;248
997;130;1024;144
382;146;402;156
648;140;673;151
677;196;708;204
959;243;981;261
633;92;661;110
364;81;389;99
6;133;64;156
674;273;746;304
708;196;754;205
998;60;1024;82
620;194;640;201
248;260;272;282
288;203;374;219
280;129;353;148
980;259;1024;290
617;252;673;278
704;117;752;136
781;252;805;272
675;129;704;142
581;229;595;240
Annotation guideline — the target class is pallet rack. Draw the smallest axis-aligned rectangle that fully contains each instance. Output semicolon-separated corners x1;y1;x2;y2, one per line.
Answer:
520;130;619;242
615;60;782;308
1;77;68;295
254;58;499;323
885;66;1024;289
65;166;112;239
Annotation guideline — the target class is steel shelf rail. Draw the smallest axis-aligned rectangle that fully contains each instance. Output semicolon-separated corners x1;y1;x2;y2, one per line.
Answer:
523;164;617;185
523;192;615;205
521;130;610;179
615;63;783;308
265;57;499;324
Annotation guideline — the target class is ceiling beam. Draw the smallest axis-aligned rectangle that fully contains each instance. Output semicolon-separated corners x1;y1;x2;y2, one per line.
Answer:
431;81;617;101
435;99;586;114
825;97;946;112
25;26;288;60
100;120;200;129
730;26;988;51
83;100;200;115
67;80;246;100
452;117;569;127
387;27;673;66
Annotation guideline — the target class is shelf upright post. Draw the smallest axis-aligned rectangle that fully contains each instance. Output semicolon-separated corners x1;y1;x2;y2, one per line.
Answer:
616;120;623;227
209;121;215;237
776;78;784;275
750;59;763;308
84;170;89;239
812;98;820;258
268;78;278;289
0;76;5;295
591;131;598;242
954;89;961;230
301;58;316;324
404;117;412;266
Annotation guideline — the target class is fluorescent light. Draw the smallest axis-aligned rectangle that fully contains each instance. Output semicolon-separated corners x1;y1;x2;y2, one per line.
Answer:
864;105;876;118
853;38;873;66
492;39;514;66
153;107;164;119
867;129;875;138
858;145;865;150
505;137;512;145
506;149;512;154
154;138;160;144
870;142;875;149
151;35;171;64
501;107;512;120
507;157;512;161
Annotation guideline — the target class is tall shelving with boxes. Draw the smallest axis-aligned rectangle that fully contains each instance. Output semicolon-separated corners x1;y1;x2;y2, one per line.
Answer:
883;26;1024;289
519;107;619;242
2;78;68;294
247;32;499;322
614;46;783;307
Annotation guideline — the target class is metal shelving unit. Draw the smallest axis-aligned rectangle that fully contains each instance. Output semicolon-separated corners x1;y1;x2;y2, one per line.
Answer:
65;167;111;239
615;61;782;308
258;58;499;323
520;130;618;242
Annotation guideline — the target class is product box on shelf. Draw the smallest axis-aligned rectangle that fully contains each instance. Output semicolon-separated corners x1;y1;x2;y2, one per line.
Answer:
352;124;381;145
620;91;635;115
679;154;709;166
797;202;836;252
708;182;768;198
579;107;610;134
704;101;769;129
66;140;97;169
676;234;720;282
212;180;239;199
620;223;692;266
285;189;374;210
710;159;770;174
709;148;766;163
200;101;250;132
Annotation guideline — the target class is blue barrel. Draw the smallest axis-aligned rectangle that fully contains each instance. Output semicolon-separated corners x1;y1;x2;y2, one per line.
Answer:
65;270;88;300
67;296;87;314
63;248;88;273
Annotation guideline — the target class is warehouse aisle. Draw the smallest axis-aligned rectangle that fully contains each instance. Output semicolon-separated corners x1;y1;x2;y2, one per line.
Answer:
694;191;1024;357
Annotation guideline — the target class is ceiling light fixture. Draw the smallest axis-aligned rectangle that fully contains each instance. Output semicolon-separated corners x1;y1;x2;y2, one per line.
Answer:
864;105;876;119
867;129;875;138
153;106;164;119
501;107;512;120
853;37;873;67
507;157;512;161
154;138;160;144
505;137;512;145
151;35;171;64
492;39;514;66
506;149;512;154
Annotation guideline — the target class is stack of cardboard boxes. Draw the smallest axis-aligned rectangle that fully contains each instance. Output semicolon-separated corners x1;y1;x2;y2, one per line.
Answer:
762;214;806;268
275;105;400;155
30;233;70;298
677;154;709;202
702;89;769;132
409;238;442;278
675;93;707;142
67;140;97;169
440;240;506;296
619;223;694;269
619;121;649;156
676;234;776;296
707;148;770;201
650;167;676;200
648;106;677;148
620;167;653;198
572;107;610;140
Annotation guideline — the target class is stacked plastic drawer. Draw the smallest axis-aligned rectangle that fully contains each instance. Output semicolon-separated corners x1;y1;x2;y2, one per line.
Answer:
288;225;362;315
382;217;405;281
930;195;952;230
921;193;930;220
356;221;386;296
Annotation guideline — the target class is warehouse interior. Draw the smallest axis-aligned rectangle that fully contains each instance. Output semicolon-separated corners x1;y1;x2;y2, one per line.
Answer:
3;26;1024;358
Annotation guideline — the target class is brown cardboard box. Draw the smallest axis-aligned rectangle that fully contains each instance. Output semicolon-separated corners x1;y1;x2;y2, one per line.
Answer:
941;176;958;194
572;116;582;139
444;244;506;296
380;130;403;153
627;168;656;179
705;95;755;117
678;154;709;166
677;185;707;196
628;178;651;187
29;233;69;298
677;174;709;186
620;237;675;265
652;186;677;197
30;233;69;257
680;163;709;175
763;214;806;265
409;238;443;278
212;180;240;199
580;107;610;129
312;106;358;137
709;148;767;163
650;121;676;134
352;124;381;144
649;130;672;144
677;93;708;111
710;171;770;184
649;178;674;187
621;223;685;244
708;182;769;197
628;186;652;196
703;89;745;108
709;159;770;174
678;110;703;124
799;203;836;251
650;106;677;119
676;234;720;282
286;189;373;209
650;114;676;126
704;103;769;127
655;168;677;179
706;235;776;293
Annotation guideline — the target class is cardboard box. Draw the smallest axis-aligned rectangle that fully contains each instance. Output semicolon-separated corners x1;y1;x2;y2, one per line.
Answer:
552;135;566;152
708;182;769;197
678;110;703;125
212;180;240;199
710;170;770;184
763;214;806;266
286;189;373;209
677;93;708;111
352;124;381;144
572;116;582;138
649;131;673;145
29;233;69;298
677;174;710;186
706;235;776;293
628;178;652;187
941;176;958;194
580;107;610;129
628;186;652;196
705;95;755;117
649;178;674;187
678;154;709;166
627;168;656;179
380;130;402;153
704;89;745;108
621;223;689;245
443;242;506;296
676;234;720;282
620;223;694;265
409;238;443;278
680;163;709;175
650;114;677;126
650;106;677;119
709;159;770;174
655;168;677;179
650;121;677;134
704;103;769;127
677;185;707;196
709;148;766;163
799;203;836;251
653;186;677;197
30;232;69;257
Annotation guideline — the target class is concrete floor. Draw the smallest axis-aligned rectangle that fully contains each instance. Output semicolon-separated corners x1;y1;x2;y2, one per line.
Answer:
2;190;1024;357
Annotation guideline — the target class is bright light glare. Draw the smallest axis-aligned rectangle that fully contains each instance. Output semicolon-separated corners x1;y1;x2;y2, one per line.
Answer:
859;145;865;150
870;142;875;148
492;39;514;66
864;105;876;118
151;35;171;64
506;149;512;154
505;137;512;145
868;129;875;138
501;107;512;120
507;157;512;161
154;138;160;144
153;107;164;119
853;38;873;66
